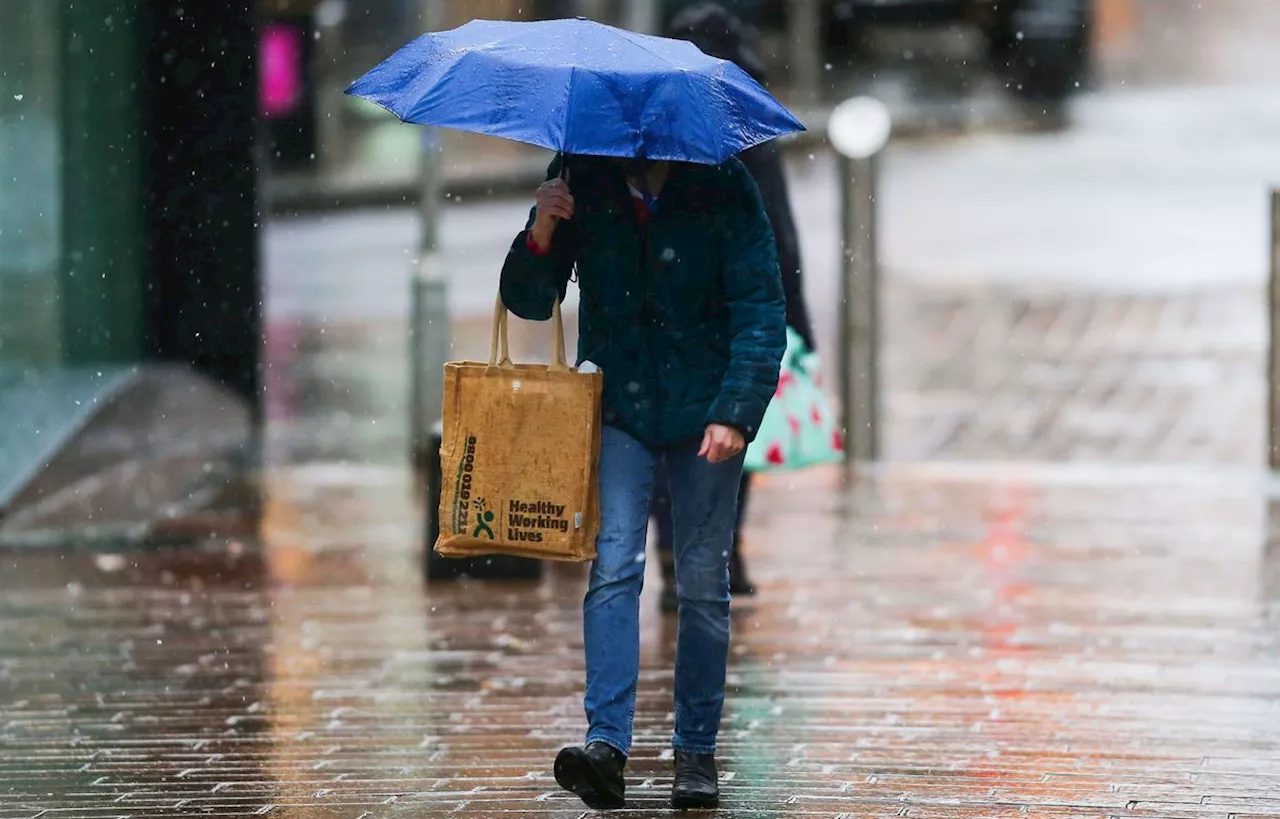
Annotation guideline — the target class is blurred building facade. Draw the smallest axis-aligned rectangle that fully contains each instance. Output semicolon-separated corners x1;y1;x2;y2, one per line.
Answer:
0;1;259;392
0;1;260;520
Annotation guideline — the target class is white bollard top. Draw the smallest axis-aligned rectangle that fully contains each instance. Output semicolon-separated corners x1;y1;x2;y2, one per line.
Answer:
827;96;892;160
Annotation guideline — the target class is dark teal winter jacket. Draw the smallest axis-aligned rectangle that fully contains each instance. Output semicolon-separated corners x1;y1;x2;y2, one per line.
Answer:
499;154;786;447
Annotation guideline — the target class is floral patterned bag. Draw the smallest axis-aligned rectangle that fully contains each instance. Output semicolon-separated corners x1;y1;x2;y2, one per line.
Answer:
745;327;845;473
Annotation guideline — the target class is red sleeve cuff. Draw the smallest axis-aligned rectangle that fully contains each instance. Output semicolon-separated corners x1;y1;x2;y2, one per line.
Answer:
525;231;551;256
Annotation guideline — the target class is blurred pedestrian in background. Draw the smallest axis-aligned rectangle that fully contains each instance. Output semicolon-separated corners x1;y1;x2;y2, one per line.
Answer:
650;2;817;612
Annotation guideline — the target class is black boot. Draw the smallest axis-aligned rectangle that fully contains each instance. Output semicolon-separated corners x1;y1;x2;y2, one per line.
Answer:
555;742;626;809
729;473;756;597
671;750;719;809
728;542;756;596
659;551;679;612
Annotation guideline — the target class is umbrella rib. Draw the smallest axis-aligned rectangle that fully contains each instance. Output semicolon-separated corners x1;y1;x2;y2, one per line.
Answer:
683;69;723;165
619;29;735;162
616;28;697;69
616;31;706;160
560;20;589;156
561;62;580;156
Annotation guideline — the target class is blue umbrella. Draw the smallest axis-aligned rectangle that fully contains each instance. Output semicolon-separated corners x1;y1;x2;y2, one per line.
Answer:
345;17;805;165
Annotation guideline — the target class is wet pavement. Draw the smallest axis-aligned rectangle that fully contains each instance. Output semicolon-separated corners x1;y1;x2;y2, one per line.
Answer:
6;464;1280;817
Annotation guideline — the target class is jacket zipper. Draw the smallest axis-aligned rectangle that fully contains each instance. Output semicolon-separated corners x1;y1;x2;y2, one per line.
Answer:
639;218;661;444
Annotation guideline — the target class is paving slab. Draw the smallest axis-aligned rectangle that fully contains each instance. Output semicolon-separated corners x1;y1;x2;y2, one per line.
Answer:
4;466;1280;815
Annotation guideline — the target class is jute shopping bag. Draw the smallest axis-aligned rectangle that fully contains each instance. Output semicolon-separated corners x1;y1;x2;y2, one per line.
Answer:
434;294;602;562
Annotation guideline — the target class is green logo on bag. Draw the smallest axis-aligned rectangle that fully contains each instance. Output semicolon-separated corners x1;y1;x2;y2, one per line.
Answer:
473;497;496;539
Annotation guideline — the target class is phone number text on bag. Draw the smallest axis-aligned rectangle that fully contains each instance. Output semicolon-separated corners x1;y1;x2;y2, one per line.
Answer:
452;434;480;534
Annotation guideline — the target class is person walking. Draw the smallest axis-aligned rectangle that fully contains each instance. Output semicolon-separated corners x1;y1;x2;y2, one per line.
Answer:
649;1;818;612
500;150;785;809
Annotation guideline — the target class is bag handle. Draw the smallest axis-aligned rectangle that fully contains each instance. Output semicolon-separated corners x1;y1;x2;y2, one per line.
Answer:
488;293;570;373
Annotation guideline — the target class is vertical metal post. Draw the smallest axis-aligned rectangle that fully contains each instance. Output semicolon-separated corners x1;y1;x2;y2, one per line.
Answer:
576;0;609;21
828;97;891;475
838;154;880;467
314;0;348;173
1269;189;1280;470
789;0;822;106
622;0;659;33
411;1;452;474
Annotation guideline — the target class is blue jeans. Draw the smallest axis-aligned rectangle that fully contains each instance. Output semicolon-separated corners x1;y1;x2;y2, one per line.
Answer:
651;462;752;558
583;425;744;757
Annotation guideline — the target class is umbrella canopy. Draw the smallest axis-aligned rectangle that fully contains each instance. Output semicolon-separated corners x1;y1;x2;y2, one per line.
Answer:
345;17;805;165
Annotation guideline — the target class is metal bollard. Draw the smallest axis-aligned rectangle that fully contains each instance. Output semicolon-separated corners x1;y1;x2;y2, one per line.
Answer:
410;0;451;476
789;0;823;106
576;0;609;21
828;97;891;472
314;0;348;173
410;128;449;473
622;0;659;33
1269;188;1280;470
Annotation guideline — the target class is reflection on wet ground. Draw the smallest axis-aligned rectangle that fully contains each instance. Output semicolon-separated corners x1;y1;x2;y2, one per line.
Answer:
5;465;1280;816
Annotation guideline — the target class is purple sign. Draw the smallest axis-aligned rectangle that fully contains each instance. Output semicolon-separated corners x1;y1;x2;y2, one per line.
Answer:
260;23;303;118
